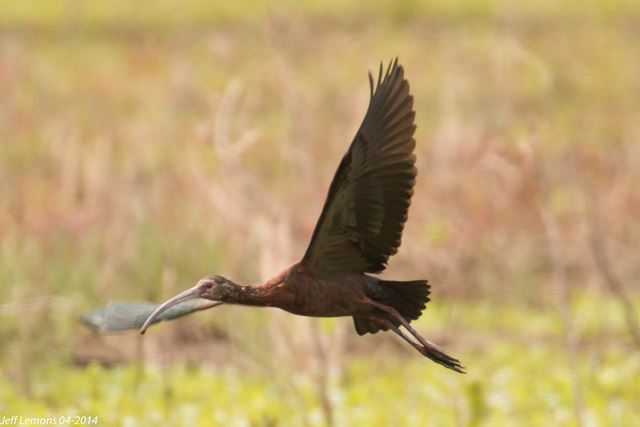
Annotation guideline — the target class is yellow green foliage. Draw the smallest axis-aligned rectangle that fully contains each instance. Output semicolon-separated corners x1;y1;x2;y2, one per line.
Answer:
1;0;639;426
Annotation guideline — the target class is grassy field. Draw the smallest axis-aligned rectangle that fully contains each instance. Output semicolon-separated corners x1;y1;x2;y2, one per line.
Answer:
2;296;639;426
1;1;640;426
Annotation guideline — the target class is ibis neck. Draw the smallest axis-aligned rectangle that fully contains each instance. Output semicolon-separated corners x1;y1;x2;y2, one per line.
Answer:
223;283;281;308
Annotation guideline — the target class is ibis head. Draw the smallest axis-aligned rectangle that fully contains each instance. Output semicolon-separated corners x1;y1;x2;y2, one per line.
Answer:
140;275;230;334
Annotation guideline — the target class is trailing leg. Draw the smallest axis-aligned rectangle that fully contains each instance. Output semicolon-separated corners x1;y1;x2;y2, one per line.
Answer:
370;302;465;373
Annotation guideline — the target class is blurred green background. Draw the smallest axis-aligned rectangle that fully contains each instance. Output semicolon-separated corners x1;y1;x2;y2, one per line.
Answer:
1;0;639;426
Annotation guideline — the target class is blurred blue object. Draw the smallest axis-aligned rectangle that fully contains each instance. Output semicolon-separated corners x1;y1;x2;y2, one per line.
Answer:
82;300;222;333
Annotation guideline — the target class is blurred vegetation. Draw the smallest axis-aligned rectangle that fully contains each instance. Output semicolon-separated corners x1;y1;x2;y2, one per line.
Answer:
1;0;639;426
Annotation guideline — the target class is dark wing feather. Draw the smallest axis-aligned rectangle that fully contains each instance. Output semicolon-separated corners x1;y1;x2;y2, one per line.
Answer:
302;59;417;276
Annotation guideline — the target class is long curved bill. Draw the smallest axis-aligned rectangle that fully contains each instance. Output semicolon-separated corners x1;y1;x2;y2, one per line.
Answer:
140;286;220;334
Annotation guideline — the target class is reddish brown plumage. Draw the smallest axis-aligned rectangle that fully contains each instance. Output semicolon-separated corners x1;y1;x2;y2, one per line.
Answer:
139;59;464;373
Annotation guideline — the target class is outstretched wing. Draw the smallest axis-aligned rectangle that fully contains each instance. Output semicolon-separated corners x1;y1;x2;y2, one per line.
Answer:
301;59;417;276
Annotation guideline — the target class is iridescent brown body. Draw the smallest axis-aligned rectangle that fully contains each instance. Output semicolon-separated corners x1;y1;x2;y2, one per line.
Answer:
138;59;464;373
239;264;370;317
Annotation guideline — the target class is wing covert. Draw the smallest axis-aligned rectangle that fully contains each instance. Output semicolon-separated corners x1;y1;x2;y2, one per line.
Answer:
302;59;417;276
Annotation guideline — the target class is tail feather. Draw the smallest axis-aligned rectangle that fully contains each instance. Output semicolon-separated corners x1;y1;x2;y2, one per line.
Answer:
354;279;430;335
